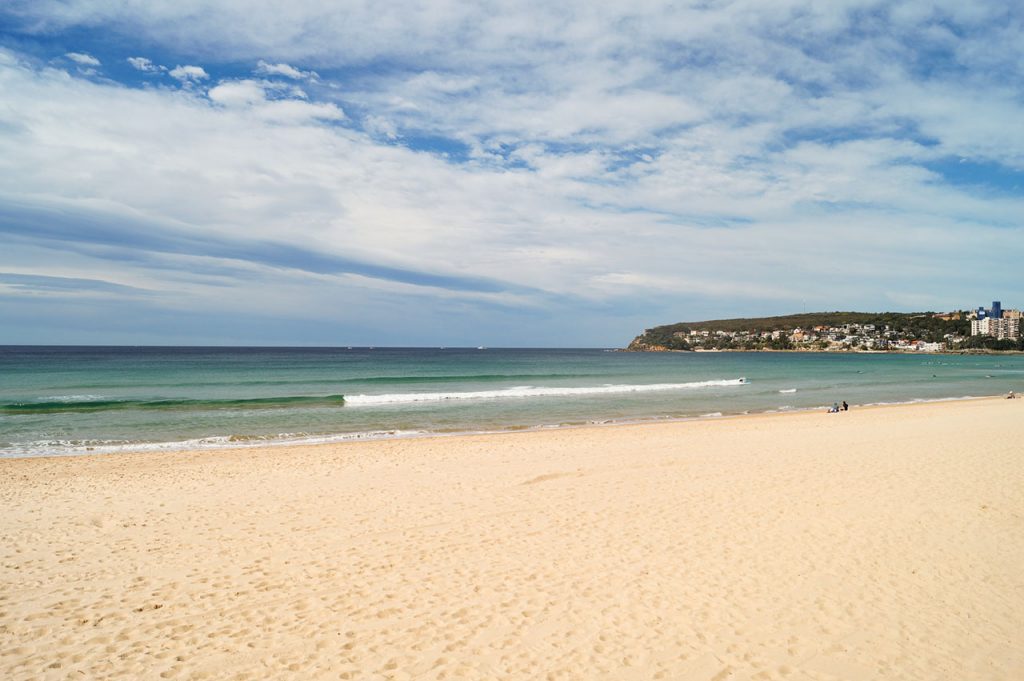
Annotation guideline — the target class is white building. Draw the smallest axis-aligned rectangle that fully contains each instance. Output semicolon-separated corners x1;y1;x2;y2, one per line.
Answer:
971;317;1021;340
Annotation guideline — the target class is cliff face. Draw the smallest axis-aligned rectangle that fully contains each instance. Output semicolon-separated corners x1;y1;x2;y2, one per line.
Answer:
625;336;673;352
627;324;694;351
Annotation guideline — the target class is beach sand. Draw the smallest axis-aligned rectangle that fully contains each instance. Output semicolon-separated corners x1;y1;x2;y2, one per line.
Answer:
2;398;1022;680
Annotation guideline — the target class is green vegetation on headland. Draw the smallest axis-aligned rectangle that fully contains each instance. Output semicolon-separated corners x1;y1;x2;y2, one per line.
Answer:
626;312;1024;353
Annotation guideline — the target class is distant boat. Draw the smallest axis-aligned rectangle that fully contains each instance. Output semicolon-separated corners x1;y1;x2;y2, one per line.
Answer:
477;346;486;350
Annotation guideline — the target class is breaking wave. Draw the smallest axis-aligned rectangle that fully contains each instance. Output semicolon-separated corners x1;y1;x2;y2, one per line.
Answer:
3;379;748;413
344;378;748;406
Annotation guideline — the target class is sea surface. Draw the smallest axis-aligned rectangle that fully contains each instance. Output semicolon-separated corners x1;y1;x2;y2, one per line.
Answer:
1;346;1022;458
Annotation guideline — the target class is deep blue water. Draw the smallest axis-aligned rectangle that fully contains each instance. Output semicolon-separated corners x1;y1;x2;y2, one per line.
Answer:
1;346;1021;457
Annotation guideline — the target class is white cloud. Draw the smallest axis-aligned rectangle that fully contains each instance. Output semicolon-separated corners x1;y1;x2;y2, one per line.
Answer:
208;79;267;106
255;59;317;80
254;99;345;123
404;71;479;95
65;51;100;66
127;56;162;73
207;79;343;121
169;64;209;82
364;115;398;139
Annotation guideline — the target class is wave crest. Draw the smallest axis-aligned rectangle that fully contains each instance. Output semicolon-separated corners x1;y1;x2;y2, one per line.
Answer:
345;378;747;406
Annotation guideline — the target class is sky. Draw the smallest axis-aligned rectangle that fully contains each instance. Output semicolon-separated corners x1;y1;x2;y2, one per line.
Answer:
0;1;1022;347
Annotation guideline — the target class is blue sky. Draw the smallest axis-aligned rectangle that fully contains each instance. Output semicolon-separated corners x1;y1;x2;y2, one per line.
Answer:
0;1;1022;346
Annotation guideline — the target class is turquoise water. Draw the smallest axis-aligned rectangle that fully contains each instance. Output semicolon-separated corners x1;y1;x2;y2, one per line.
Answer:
1;346;1022;457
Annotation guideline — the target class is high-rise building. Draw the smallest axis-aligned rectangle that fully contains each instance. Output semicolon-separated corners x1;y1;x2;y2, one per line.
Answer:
976;301;1005;321
971;316;1020;340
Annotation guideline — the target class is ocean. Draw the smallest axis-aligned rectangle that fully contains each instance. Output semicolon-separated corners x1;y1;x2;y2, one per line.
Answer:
1;346;1022;458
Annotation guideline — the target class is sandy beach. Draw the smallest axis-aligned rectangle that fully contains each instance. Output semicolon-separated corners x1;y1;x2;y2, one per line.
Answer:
1;398;1022;680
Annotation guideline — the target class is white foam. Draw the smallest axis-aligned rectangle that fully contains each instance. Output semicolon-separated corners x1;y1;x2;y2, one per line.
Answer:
778;388;797;393
343;378;748;406
37;394;106;402
2;429;431;458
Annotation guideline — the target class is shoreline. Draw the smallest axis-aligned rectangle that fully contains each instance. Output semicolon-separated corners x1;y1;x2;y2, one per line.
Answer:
2;396;1021;679
2;391;1015;461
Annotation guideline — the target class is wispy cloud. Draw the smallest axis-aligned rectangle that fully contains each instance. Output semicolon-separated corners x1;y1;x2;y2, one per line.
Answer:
126;56;162;73
0;271;148;297
65;51;99;66
255;59;317;80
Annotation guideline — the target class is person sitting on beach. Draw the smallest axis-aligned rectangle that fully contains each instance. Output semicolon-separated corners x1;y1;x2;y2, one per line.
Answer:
842;401;849;411
829;402;840;413
1009;391;1017;399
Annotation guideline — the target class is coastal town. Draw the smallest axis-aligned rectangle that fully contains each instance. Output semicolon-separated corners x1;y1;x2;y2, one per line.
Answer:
629;300;1023;353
